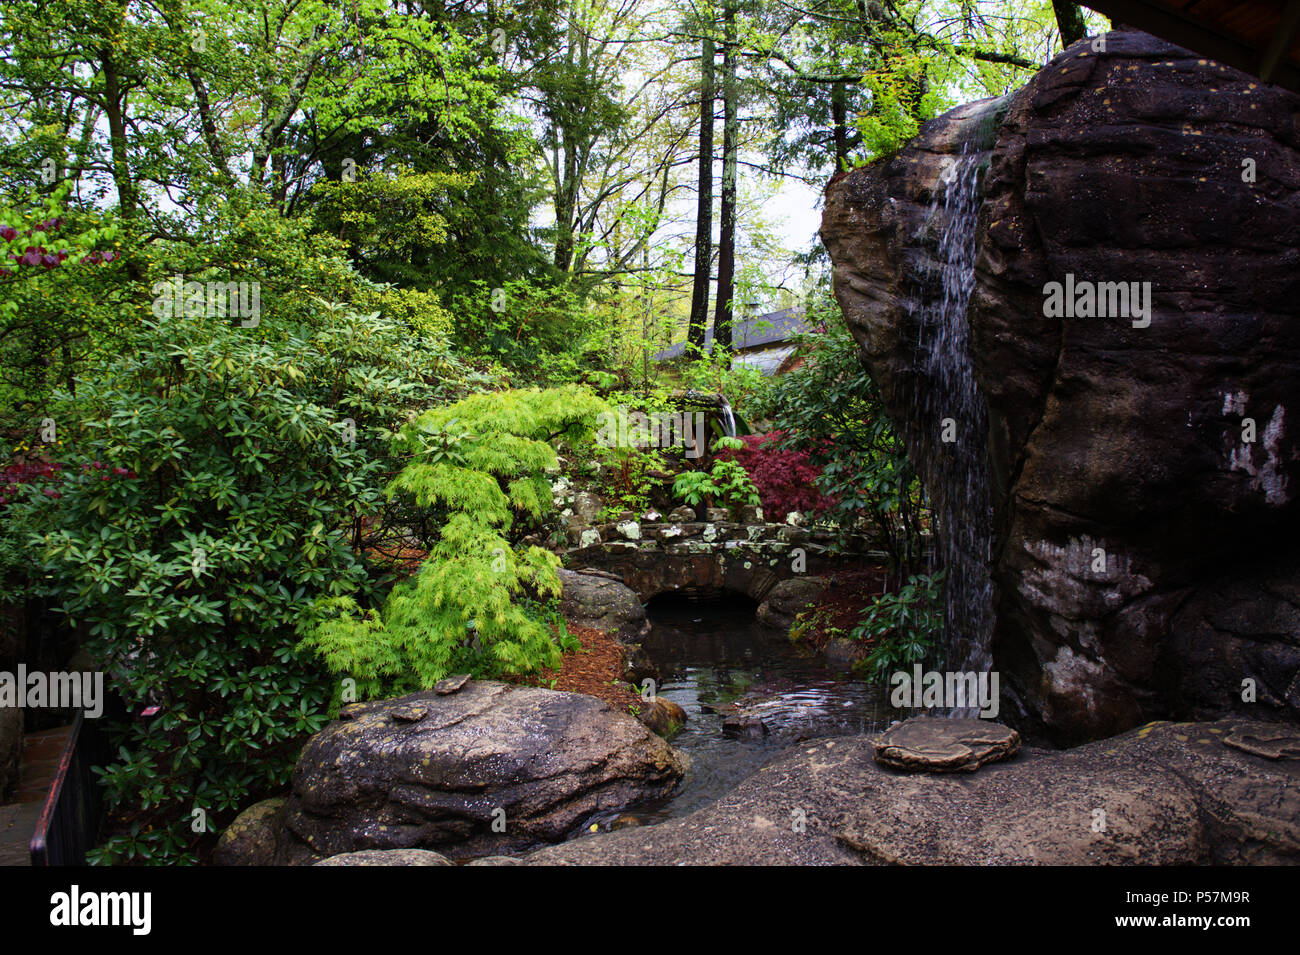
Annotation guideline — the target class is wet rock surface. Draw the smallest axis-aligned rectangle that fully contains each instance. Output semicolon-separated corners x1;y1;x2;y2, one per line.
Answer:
755;576;827;631
314;848;452;866
218;682;688;863
557;568;649;641
721;714;769;740
213;797;287;866
522;719;1300;865
638;697;687;738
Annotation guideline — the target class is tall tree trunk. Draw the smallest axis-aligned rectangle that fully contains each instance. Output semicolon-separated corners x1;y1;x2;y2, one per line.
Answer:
553;131;578;272
687;33;715;354
251;23;325;187
100;51;137;221
189;65;232;181
552;11;581;272
831;81;849;171
1052;1;1087;47
160;0;232;181
100;45;145;286
712;2;738;361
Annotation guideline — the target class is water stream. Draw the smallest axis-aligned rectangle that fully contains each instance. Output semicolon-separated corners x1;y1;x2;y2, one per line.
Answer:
588;596;888;830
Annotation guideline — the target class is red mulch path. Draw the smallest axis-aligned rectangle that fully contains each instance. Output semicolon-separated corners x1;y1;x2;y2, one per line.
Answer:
525;624;641;714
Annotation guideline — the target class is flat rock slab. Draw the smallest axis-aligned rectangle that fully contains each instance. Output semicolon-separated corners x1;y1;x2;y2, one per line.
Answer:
1222;725;1300;760
523;720;1299;866
315;849;451;866
873;717;1021;772
433;673;470;696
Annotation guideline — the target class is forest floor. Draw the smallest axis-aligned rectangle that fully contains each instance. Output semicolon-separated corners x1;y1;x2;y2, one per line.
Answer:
526;624;640;715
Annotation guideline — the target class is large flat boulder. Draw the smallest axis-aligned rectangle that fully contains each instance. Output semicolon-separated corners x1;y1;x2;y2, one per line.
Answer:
839;719;1300;865
266;681;686;862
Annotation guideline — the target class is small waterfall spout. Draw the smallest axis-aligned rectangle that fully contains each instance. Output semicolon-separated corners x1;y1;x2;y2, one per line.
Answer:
718;396;738;438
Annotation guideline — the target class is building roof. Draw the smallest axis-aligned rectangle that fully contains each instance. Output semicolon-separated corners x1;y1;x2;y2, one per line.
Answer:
653;307;809;361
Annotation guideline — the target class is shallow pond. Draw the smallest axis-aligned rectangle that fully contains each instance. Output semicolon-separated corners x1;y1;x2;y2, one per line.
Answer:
591;594;891;830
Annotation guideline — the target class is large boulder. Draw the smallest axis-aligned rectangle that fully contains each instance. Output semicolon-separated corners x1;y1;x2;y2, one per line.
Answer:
558;568;649;641
266;681;686;862
755;576;827;631
821;29;1300;742
838;719;1300;866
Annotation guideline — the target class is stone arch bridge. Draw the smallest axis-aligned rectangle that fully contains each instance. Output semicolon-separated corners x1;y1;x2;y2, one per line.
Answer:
560;515;881;603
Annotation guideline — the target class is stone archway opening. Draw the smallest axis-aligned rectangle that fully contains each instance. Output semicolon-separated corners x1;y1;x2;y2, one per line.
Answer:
644;588;760;620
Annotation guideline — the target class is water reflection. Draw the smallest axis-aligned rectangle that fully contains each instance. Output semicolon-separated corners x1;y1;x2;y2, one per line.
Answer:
610;594;890;826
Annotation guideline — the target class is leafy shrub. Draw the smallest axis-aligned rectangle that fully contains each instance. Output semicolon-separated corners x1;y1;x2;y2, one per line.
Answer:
672;457;761;513
295;304;484;458
298;385;608;701
449;278;595;384
0;459;62;582
852;571;945;680
21;310;391;865
757;295;927;568
0;458;62;507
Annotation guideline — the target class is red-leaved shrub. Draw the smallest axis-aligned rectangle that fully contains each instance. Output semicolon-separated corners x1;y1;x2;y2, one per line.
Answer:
715;432;830;519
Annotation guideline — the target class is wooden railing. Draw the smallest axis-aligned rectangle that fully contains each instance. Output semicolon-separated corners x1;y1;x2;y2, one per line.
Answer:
29;709;108;866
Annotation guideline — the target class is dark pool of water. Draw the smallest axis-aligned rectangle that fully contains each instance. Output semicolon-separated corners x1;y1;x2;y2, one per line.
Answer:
591;596;891;830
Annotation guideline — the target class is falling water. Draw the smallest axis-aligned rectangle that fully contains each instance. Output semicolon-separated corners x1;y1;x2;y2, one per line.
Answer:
718;396;738;438
907;136;997;680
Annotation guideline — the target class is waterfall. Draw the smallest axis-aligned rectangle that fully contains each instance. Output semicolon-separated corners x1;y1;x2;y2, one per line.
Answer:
718;396;738;438
682;389;738;438
907;135;997;680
